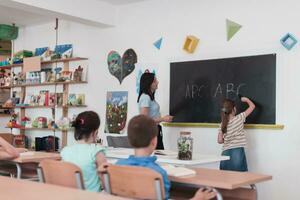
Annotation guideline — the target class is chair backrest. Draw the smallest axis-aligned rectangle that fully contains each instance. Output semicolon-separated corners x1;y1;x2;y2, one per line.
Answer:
106;136;131;148
0;133;14;144
37;159;84;190
103;165;165;200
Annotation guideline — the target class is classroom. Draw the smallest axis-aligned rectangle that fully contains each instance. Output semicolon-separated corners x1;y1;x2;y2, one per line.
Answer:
0;0;297;199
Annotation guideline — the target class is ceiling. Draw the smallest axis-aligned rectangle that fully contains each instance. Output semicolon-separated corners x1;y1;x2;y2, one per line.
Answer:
95;0;149;5
0;0;150;27
0;5;52;26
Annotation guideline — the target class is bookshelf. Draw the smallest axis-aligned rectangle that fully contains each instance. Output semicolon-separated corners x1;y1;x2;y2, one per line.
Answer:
6;57;88;150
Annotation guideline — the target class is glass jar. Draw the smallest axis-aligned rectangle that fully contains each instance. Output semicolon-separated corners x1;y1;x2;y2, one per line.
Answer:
177;131;193;160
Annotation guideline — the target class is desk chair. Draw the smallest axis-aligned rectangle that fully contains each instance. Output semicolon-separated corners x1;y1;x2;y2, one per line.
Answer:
0;134;37;180
106;136;131;148
37;159;84;190
102;165;165;200
0;133;14;144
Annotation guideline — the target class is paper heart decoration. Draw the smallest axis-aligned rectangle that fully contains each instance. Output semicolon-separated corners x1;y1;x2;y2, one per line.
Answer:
107;49;137;84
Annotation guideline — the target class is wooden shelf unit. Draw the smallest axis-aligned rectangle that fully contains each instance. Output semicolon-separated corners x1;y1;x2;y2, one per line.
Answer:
6;57;88;149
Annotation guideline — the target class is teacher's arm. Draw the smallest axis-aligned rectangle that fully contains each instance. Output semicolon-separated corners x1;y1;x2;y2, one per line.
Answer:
140;107;173;123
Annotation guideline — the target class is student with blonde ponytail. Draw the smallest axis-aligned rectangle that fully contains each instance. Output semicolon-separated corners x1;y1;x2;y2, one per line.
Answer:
218;97;255;172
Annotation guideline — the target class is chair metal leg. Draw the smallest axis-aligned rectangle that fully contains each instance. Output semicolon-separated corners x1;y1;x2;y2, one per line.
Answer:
75;172;84;190
16;163;22;179
154;179;163;200
103;173;111;194
212;188;223;200
250;184;257;200
37;167;44;183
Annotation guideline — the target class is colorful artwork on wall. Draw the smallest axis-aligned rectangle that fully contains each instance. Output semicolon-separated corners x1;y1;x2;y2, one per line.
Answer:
105;91;128;134
226;19;242;41
183;35;199;53
280;33;297;50
107;49;137;84
153;37;163;50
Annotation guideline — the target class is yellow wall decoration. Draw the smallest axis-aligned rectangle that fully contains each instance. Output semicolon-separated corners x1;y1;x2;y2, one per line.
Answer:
183;35;199;53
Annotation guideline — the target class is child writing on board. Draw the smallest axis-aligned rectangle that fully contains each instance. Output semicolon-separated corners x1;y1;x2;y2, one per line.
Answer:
217;97;255;171
61;111;107;192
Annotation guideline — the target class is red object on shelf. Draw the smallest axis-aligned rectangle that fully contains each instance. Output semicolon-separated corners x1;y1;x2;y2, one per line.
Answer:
14;134;25;147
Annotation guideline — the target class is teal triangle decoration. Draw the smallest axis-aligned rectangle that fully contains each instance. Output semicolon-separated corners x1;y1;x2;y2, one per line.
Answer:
226;19;242;41
153;37;163;50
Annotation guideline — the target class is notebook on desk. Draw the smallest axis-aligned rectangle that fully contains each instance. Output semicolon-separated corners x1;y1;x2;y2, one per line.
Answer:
20;152;35;156
161;164;196;177
154;150;177;156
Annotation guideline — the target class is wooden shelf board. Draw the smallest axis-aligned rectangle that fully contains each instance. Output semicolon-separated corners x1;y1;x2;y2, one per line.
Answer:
6;127;56;131
13;105;87;109
11;81;87;88
0;114;11;117
41;57;88;65
0;57;88;69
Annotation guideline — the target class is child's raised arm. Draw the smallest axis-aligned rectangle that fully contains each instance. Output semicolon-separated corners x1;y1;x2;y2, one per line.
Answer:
0;137;20;160
241;97;255;117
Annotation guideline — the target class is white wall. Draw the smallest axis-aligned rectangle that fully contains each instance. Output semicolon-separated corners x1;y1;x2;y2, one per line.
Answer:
9;0;300;199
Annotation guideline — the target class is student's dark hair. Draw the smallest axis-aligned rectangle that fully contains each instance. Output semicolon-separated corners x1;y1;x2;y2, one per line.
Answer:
220;99;235;133
137;72;155;102
127;115;158;148
72;111;100;140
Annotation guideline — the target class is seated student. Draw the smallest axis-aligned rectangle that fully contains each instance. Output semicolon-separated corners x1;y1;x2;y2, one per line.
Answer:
0;136;26;160
61;111;106;192
115;115;216;200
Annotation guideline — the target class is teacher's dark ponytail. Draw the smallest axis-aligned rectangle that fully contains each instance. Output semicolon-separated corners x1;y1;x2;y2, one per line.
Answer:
137;72;155;102
221;99;235;133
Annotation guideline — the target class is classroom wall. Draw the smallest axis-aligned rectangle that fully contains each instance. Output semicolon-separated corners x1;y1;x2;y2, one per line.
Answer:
10;0;300;199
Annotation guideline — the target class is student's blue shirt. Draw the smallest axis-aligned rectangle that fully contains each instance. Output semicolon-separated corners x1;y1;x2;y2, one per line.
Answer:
138;94;161;119
116;155;170;199
61;143;106;192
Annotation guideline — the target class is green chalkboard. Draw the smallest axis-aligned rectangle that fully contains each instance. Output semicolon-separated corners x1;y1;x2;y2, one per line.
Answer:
170;54;276;124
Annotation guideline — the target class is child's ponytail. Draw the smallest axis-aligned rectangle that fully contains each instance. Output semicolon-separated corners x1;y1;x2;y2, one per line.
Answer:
72;111;100;140
220;99;235;133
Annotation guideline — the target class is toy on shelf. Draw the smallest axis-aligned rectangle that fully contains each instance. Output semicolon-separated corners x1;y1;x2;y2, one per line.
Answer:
13;50;33;64
7;112;23;128
21;116;31;128
31;117;48;128
56;117;71;131
48;118;58;129
2;99;14;108
73;66;83;82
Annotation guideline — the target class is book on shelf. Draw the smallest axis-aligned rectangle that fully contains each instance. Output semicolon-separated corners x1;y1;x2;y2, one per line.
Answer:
68;93;85;106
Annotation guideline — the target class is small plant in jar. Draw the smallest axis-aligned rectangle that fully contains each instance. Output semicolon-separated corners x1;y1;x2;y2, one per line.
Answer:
177;131;193;160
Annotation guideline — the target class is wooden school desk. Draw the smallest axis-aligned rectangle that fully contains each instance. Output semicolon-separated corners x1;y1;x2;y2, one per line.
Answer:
0;176;128;200
0;151;61;179
169;168;272;200
106;148;229;166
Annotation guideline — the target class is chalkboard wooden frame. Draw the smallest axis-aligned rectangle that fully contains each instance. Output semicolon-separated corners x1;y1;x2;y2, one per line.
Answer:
163;122;284;129
169;54;279;127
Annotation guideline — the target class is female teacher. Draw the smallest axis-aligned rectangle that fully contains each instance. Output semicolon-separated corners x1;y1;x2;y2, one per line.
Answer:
137;72;173;149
